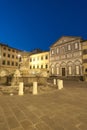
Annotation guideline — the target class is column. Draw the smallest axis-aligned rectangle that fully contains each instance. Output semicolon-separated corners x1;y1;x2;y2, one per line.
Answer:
57;79;63;90
53;79;56;85
33;82;38;95
18;82;24;95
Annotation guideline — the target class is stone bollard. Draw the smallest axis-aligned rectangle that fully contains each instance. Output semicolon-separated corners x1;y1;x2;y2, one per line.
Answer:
33;82;38;95
53;79;56;85
18;82;24;95
57;79;63;90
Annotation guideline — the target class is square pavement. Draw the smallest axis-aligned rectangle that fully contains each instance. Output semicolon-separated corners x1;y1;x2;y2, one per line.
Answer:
0;80;87;130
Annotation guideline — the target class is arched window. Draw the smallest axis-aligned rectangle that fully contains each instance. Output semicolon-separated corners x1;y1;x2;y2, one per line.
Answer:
45;64;48;69
75;43;78;49
52;68;54;74
57;67;59;74
68;66;72;75
76;66;80;74
56;48;59;54
68;44;71;50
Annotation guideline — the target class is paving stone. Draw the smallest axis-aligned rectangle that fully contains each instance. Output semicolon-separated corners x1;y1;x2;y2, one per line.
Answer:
0;115;6;123
21;108;40;124
6;116;20;129
27;105;37;111
77;113;87;124
20;119;36;130
64;126;80;130
41;116;64;130
2;105;14;117
78;122;87;130
35;121;52;130
11;127;24;130
17;104;27;112
12;107;26;121
20;119;32;129
0;123;9;130
32;108;44;118
0;81;87;130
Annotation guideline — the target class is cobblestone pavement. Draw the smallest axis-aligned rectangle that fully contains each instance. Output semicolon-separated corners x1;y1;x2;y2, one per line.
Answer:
0;81;87;130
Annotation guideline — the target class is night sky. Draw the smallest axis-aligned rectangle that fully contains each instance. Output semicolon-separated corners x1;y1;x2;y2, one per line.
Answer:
0;0;87;51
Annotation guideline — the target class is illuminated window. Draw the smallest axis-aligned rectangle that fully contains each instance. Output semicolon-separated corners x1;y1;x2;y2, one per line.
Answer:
45;64;48;69
12;62;14;66
68;66;72;74
56;48;59;53
33;58;35;61
3;47;6;50
12;55;14;58
37;57;39;60
33;65;35;69
57;67;59;74
2;60;5;65
12;49;15;52
45;55;48;59
51;49;54;54
8;48;11;51
3;53;6;57
8;54;10;58
41;56;43;60
76;66;79;74
52;68;54;74
7;61;10;65
75;43;78;49
68;44;71;50
19;57;21;62
61;47;65;54
37;65;39;69
41;65;43;68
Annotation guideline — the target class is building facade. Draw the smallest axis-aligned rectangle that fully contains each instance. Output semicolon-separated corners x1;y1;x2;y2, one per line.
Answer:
50;36;83;79
0;43;22;76
1;36;87;81
29;51;49;77
82;41;87;81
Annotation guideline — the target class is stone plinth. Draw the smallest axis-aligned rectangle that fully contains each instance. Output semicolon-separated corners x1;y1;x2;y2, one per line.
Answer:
18;82;24;95
57;79;63;90
53;79;56;85
33;82;38;95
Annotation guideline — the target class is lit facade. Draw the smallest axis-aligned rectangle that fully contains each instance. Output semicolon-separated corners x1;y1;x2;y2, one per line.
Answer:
1;36;87;80
50;36;83;79
0;43;22;76
29;51;49;77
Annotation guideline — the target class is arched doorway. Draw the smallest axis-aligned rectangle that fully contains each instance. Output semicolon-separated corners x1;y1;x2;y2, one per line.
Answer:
62;68;66;76
60;62;66;76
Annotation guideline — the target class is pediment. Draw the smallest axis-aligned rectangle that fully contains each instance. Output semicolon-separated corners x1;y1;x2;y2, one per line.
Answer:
50;36;82;48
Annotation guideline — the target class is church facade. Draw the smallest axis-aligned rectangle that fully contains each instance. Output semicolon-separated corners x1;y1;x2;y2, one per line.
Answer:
49;36;83;79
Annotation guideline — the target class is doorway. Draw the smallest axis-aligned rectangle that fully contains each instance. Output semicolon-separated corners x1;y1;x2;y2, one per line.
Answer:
62;68;66;76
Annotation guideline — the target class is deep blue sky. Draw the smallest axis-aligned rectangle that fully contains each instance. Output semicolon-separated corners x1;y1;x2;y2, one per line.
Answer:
0;0;87;51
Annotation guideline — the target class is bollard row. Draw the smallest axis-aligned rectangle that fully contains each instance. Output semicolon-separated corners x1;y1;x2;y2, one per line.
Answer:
53;79;63;90
18;81;38;96
18;79;63;96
